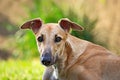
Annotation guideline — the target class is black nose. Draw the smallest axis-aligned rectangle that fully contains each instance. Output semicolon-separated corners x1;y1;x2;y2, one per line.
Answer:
41;49;52;66
41;56;51;66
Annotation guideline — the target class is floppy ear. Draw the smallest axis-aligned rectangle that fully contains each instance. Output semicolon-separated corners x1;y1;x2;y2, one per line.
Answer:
58;18;84;32
20;19;42;34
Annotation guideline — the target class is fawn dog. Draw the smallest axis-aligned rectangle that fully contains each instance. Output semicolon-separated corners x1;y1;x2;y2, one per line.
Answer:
21;18;120;80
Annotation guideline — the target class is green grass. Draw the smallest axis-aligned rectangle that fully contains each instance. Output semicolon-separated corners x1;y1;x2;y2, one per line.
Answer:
0;59;45;80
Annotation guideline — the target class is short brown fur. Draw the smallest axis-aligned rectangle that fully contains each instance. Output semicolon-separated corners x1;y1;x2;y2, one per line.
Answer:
21;18;120;80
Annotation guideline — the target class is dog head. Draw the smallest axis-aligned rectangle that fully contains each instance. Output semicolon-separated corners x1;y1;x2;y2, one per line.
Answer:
20;18;83;66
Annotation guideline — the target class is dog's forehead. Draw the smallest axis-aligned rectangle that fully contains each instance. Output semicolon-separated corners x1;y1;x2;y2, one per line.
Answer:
42;23;59;30
39;23;65;34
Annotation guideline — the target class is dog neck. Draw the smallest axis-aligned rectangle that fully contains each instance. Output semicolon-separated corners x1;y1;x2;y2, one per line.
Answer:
65;34;88;70
53;34;88;78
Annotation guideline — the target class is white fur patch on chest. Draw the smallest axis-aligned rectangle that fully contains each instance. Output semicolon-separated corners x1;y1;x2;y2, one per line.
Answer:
53;66;59;79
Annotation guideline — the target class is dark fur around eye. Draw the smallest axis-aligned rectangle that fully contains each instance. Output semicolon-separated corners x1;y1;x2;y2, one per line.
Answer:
55;36;62;42
37;35;44;42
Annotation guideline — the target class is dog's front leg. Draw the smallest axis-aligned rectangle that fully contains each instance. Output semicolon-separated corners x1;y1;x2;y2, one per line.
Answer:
42;66;53;80
42;66;57;80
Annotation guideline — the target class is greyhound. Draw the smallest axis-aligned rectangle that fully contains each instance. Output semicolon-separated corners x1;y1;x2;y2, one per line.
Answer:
21;18;120;80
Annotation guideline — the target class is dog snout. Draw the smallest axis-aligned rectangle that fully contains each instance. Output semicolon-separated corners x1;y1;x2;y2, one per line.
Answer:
41;51;52;66
41;56;51;66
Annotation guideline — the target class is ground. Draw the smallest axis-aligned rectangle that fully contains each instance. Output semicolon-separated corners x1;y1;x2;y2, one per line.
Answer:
0;59;44;80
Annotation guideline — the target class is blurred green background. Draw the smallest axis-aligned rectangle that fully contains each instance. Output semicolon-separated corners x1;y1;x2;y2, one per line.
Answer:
0;0;120;80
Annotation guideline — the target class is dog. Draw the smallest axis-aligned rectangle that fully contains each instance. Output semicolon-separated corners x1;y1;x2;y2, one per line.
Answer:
20;18;120;80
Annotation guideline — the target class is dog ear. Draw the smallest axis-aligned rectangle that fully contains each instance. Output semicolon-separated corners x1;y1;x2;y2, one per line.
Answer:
58;18;84;32
20;18;42;34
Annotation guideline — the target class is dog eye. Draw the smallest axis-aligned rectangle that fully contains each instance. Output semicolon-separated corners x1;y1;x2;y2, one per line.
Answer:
55;36;62;43
37;35;44;42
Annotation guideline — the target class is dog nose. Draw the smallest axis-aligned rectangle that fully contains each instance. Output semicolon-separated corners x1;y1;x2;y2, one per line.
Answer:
41;49;52;66
41;57;51;66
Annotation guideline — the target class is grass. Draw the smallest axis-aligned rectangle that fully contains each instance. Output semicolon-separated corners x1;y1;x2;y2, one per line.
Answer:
0;59;45;80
